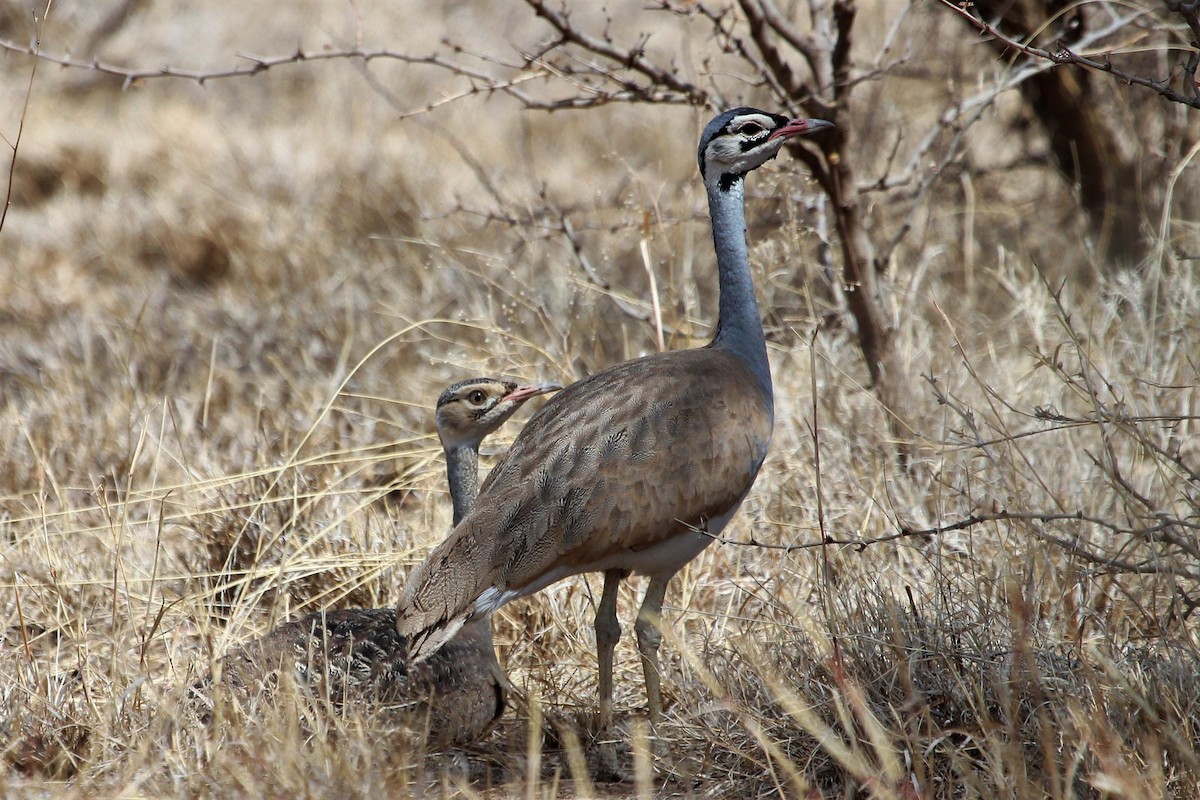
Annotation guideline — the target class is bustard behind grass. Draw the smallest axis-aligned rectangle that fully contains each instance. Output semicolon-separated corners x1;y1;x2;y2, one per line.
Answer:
201;377;559;748
395;108;833;754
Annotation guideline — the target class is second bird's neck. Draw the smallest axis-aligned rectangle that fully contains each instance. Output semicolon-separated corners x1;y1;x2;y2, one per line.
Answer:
706;176;773;401
445;445;480;526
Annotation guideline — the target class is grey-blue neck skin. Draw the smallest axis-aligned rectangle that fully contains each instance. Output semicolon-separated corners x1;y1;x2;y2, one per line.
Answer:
705;173;774;408
444;444;480;526
443;443;496;645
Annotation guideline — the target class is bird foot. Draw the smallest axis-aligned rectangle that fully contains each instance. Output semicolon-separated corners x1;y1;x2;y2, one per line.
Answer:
585;718;670;784
585;719;630;781
590;740;629;783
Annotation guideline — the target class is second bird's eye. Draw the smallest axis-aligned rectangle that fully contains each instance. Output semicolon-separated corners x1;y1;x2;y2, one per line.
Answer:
469;390;486;404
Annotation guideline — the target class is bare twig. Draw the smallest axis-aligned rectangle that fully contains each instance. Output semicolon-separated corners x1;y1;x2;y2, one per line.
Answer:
700;510;1200;580
0;40;431;85
522;0;709;106
558;213;657;324
737;0;823;113
1164;0;1200;97
809;327;840;658
0;12;43;238
939;0;1200;109
0;37;546;114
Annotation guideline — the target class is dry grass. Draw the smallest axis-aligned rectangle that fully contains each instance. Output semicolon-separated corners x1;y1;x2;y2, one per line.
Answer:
2;1;1198;797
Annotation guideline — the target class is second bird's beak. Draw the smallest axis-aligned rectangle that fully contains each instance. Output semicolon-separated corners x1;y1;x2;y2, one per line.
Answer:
503;381;563;403
770;117;834;141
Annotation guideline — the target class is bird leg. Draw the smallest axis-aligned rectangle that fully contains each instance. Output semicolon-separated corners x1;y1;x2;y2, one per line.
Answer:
594;569;625;739
634;574;671;736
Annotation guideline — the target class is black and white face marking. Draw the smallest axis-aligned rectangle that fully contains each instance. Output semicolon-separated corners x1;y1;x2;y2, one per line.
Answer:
697;107;833;189
726;111;787;152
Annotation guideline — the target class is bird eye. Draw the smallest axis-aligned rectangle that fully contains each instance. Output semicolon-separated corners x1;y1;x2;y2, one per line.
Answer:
469;390;486;404
737;122;764;136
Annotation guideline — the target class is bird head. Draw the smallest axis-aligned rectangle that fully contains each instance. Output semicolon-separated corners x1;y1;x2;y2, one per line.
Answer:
697;108;833;187
435;378;562;451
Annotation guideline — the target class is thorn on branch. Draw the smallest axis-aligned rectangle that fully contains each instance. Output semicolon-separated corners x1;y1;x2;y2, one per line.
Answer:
937;0;1200;109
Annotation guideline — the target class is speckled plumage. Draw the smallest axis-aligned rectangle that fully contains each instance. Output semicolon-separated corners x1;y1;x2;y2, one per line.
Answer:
212;609;503;748
197;377;558;748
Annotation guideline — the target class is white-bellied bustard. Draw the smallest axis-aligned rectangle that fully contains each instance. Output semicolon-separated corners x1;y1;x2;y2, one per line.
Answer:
395;109;833;757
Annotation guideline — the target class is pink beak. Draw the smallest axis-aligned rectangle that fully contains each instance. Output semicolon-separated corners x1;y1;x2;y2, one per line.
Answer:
769;117;834;141
503;381;563;403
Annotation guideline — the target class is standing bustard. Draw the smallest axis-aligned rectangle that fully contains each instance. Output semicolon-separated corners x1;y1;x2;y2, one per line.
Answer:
396;109;832;743
202;377;559;748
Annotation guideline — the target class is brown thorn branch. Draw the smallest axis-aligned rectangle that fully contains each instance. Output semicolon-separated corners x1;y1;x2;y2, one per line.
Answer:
692;511;1200;580
939;0;1200;109
863;13;1144;264
830;0;855;100
0;32;662;112
651;0;758;109
0;11;43;238
516;44;687;108
521;0;710;106
556;213;657;324
737;0;814;111
0;38;509;95
1165;0;1200;96
353;64;509;209
926;409;1200;454
716;8;791;105
754;0;825;79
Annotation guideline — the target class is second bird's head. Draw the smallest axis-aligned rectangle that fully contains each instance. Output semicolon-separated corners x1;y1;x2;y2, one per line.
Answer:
435;377;562;451
698;108;833;187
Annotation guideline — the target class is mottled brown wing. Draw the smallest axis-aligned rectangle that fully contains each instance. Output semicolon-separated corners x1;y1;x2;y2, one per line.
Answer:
397;346;772;646
206;609;504;747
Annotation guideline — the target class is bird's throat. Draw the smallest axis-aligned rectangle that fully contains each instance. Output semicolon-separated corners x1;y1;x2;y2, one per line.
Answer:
707;175;773;402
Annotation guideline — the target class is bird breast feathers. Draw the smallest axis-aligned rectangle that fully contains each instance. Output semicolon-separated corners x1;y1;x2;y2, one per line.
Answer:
472;351;772;585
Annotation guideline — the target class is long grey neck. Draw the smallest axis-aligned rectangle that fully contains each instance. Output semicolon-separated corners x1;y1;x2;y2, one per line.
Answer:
706;175;774;405
444;444;480;526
